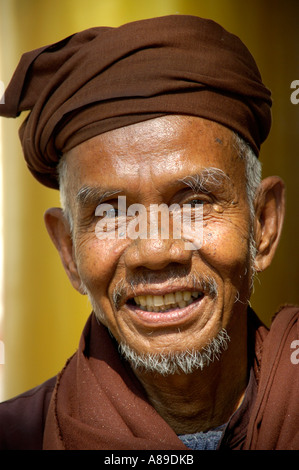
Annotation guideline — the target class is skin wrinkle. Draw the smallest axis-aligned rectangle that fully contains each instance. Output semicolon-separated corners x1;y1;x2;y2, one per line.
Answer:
75;167;233;219
57;132;260;237
71;167;241;258
46;115;284;434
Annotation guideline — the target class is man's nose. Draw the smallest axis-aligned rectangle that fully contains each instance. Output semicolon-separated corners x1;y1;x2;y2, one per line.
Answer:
123;236;193;271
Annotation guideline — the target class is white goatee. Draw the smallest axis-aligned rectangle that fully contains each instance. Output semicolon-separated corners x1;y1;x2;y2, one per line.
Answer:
118;328;230;376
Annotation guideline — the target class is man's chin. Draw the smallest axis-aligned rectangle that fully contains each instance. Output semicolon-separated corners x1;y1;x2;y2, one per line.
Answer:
118;328;230;376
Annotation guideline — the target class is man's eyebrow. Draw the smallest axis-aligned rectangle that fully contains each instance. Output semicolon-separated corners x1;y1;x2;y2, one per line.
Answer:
76;168;231;206
76;186;122;207
178;167;231;193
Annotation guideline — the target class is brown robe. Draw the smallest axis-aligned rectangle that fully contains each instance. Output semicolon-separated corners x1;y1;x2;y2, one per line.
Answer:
0;306;298;450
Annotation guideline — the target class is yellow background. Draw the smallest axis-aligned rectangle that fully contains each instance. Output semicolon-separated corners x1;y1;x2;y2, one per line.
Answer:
0;0;298;401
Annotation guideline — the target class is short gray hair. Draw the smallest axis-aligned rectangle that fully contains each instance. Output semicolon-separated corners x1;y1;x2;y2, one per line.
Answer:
57;155;73;232
233;133;261;220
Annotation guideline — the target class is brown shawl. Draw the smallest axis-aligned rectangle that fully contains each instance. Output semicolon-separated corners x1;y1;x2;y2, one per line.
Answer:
43;306;299;450
244;306;299;449
43;314;186;450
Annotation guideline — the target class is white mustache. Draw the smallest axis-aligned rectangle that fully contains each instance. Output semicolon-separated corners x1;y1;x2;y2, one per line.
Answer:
112;270;218;309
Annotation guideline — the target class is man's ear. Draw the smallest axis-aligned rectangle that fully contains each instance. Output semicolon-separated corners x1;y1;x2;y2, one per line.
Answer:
44;208;85;294
254;176;285;272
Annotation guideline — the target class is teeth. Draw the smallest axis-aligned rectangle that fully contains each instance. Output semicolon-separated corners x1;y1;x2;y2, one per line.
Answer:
153;295;164;307
133;291;202;312
164;293;175;305
139;296;147;307
183;291;192;301
175;291;183;302
146;295;153;307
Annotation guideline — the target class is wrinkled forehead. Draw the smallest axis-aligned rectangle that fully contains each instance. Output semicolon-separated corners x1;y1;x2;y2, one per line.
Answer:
64;116;247;197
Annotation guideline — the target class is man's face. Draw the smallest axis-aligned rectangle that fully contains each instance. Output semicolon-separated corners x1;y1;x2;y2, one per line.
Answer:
64;116;253;358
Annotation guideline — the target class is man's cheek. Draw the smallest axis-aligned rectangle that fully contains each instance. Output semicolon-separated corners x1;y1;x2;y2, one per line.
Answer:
76;238;122;285
201;224;249;271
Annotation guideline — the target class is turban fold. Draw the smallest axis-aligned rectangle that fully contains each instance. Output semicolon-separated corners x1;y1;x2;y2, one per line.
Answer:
0;15;272;189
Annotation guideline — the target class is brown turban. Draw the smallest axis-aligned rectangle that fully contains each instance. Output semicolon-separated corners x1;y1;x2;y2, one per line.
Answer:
0;15;272;189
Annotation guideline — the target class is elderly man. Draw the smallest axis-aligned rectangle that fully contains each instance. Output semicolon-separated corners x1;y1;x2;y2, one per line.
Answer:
0;15;298;450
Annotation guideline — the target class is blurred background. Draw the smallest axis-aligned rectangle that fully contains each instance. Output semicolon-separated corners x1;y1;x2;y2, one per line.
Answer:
0;0;298;401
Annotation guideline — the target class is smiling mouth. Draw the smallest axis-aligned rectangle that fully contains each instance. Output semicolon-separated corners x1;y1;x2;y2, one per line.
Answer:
128;291;203;313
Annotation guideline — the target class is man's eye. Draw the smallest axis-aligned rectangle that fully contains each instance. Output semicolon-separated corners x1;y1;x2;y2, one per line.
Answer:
189;199;206;207
105;207;119;218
